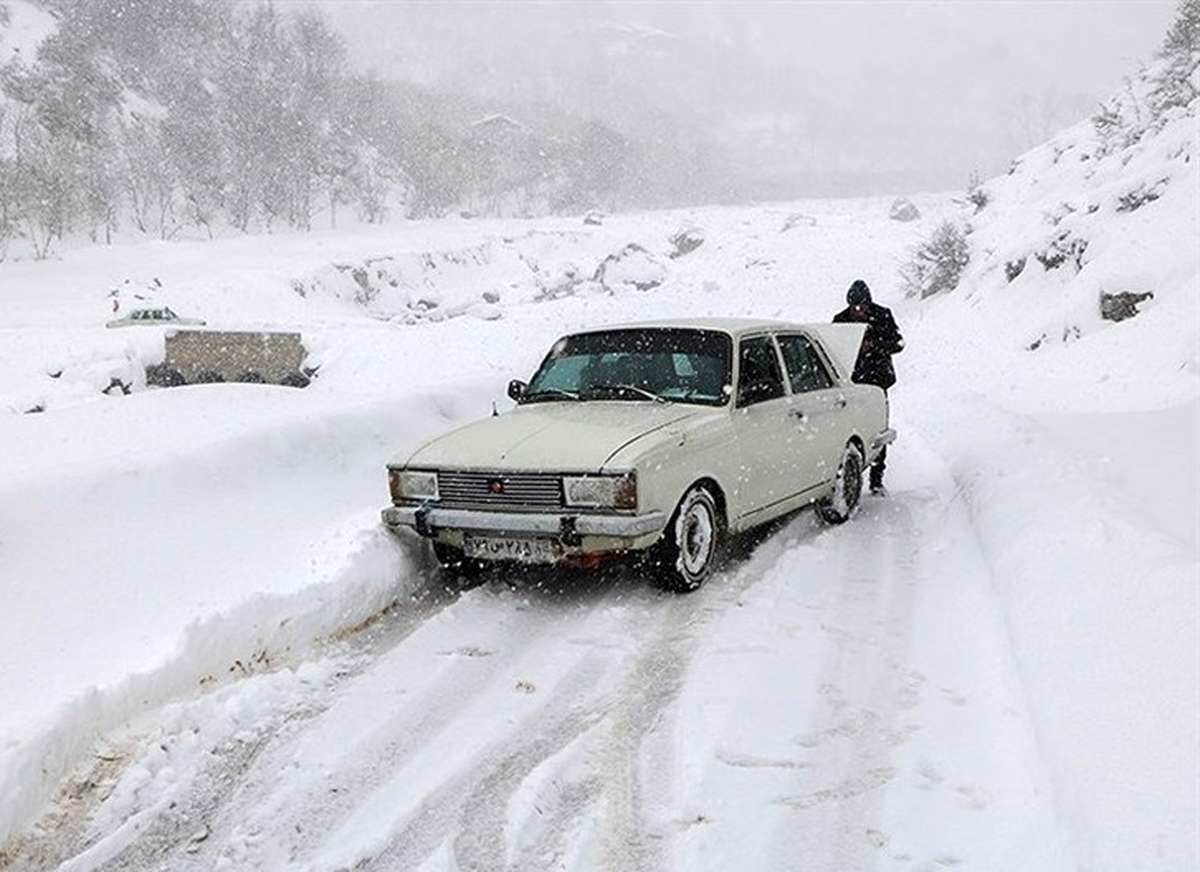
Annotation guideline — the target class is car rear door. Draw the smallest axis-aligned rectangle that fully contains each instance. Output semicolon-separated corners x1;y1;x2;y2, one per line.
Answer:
731;335;796;522
777;332;849;489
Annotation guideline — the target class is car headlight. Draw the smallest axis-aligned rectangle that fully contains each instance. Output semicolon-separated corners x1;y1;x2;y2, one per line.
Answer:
389;469;440;502
563;473;637;509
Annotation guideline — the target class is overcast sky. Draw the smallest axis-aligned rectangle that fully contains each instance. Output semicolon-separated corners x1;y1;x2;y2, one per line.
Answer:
311;0;1176;195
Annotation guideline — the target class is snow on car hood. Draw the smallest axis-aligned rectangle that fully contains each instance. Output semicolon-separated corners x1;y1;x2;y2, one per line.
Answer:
404;401;703;472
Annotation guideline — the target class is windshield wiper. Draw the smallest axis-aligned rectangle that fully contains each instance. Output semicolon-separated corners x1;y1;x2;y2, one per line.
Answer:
583;383;672;404
522;387;580;403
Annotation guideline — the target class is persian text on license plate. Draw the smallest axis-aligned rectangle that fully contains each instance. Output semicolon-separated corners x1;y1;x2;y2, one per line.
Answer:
464;536;563;564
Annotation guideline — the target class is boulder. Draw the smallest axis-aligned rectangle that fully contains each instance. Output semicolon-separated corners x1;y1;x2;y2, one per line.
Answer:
1100;291;1154;322
469;303;504;321
534;262;585;301
668;226;705;258
593;244;667;292
780;212;817;232
889;197;921;222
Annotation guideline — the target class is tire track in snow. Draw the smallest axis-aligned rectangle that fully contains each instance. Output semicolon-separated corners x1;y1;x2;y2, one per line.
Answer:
4;572;459;872
32;521;815;872
210;585;579;869
768;494;924;868
356;655;613;872
351;537;798;872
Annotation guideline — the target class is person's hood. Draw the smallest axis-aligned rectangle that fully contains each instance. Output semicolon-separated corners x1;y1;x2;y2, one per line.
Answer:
401;401;706;472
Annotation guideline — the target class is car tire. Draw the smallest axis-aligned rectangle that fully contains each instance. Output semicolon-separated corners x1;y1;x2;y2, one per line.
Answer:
280;371;311;388
817;442;865;524
432;542;486;588
649;484;722;593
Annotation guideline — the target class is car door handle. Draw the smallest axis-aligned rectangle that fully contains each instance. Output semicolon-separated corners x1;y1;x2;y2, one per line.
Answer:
788;409;806;420
835;395;848;408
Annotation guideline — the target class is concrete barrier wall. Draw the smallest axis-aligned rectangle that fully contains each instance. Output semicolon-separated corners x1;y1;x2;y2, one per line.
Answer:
165;330;306;383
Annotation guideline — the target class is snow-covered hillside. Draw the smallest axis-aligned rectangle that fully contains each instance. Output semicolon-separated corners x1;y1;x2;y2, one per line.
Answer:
0;91;1195;870
916;52;1198;412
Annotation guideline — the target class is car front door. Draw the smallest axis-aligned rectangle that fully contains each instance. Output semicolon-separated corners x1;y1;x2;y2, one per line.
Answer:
731;335;794;522
777;332;848;490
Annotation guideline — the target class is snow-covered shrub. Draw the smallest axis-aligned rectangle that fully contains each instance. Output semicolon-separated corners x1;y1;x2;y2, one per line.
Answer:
899;220;970;298
965;174;990;213
1115;180;1168;212
888;197;921;222
1034;231;1088;272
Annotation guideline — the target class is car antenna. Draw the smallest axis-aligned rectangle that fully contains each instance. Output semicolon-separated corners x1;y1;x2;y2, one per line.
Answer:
491;400;498;417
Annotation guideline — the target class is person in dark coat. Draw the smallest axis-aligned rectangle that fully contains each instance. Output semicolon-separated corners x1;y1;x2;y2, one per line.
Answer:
832;279;903;493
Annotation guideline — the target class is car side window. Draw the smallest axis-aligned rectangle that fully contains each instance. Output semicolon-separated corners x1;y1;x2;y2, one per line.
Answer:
737;337;785;407
777;334;834;393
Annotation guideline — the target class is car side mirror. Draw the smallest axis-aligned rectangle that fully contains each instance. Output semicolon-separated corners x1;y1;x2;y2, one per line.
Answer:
507;379;528;402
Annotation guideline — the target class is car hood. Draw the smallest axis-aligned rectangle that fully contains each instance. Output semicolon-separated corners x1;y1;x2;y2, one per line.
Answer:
404;402;705;472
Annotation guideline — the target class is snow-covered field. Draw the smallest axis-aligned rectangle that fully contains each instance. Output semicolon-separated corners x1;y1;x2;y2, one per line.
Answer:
0;109;1196;870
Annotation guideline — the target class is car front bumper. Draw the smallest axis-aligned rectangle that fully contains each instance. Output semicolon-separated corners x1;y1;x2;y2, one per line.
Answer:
381;504;668;544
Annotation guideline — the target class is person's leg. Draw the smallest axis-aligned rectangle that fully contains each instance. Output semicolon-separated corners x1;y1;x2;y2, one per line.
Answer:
870;445;887;492
870;387;889;493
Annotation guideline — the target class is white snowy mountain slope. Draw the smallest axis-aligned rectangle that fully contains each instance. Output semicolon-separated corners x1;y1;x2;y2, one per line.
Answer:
0;101;1195;870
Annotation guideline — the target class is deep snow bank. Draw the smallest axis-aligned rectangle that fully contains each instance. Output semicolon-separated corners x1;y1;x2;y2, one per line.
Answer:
906;389;1198;871
0;383;493;842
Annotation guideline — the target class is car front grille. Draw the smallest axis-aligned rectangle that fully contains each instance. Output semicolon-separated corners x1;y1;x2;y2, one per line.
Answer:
436;471;564;511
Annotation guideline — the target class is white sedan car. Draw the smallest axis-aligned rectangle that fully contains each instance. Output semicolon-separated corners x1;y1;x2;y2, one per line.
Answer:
382;318;894;591
105;307;206;328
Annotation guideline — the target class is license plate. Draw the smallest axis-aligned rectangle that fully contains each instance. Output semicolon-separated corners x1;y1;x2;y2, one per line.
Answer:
463;536;563;565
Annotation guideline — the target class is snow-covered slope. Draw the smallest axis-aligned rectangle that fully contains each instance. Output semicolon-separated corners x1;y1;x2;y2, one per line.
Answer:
915;54;1198;411
892;66;1199;870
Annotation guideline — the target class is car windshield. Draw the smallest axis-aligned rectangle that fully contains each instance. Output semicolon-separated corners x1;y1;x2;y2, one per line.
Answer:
524;328;732;406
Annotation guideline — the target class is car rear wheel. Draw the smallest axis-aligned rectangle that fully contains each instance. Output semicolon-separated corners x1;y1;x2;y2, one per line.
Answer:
649;485;722;593
817;442;864;524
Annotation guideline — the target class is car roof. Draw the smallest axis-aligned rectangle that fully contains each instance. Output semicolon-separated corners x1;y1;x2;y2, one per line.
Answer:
569;317;812;337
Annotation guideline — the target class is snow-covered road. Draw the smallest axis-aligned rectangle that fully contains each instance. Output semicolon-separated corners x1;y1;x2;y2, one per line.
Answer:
1;170;1194;868
9;425;1076;872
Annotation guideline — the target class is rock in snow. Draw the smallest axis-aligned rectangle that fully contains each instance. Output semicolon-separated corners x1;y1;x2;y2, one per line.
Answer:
889;197;922;222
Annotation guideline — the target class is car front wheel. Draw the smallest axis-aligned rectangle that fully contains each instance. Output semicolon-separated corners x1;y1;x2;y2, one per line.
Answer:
649;485;722;593
817;442;864;524
432;541;486;588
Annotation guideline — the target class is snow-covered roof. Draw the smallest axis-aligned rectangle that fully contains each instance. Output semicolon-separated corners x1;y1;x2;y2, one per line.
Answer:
574;317;803;336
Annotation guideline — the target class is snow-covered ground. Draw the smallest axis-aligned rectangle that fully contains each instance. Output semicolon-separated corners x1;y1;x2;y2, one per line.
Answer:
0;106;1195;870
